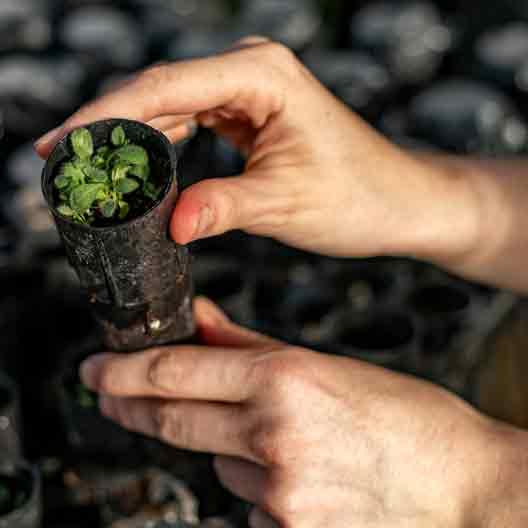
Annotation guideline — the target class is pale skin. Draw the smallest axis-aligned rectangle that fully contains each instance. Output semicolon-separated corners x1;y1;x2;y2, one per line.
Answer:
36;37;528;527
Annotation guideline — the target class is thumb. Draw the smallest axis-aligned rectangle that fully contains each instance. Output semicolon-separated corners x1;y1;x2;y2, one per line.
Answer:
170;172;293;244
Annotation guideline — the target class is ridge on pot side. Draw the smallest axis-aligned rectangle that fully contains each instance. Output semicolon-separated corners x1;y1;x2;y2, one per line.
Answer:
41;119;195;352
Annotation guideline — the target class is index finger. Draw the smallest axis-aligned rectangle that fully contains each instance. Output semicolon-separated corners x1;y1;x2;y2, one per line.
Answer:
79;344;273;402
34;42;288;158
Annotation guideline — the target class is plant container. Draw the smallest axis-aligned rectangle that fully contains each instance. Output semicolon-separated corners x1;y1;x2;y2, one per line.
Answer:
42;119;195;352
0;458;41;528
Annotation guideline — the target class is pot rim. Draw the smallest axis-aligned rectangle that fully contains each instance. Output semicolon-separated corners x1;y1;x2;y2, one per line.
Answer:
41;118;177;233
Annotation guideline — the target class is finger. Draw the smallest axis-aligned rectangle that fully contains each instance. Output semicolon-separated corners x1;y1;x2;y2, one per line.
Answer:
249;507;280;528
100;396;257;461
195;297;279;348
147;114;195;132
214;456;268;504
79;344;264;402
164;123;196;144
170;171;295;244
229;36;271;51
34;44;286;157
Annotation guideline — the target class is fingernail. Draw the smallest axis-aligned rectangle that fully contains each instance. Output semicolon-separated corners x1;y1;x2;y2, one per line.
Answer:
80;353;111;390
148;353;175;391
34;125;64;149
192;206;213;241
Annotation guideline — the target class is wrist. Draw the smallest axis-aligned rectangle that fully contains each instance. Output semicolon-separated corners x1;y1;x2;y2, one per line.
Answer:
392;152;483;271
468;420;528;527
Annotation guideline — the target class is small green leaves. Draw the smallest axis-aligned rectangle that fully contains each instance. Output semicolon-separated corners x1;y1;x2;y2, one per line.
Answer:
85;167;108;183
70;183;105;214
55;125;158;224
129;163;149;181
111;125;126;146
116;177;140;194
54;174;70;189
115;145;148;165
71;128;93;159
118;200;129;219
100;199;117;218
57;204;74;217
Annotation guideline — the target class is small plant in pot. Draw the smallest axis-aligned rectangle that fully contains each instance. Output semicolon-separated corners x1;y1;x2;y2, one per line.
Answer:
42;119;195;351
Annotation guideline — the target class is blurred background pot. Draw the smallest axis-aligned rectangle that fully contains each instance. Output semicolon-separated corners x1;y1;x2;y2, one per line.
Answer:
0;459;41;528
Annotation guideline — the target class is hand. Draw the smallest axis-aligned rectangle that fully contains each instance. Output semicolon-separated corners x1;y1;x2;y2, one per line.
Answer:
35;37;479;264
79;298;528;528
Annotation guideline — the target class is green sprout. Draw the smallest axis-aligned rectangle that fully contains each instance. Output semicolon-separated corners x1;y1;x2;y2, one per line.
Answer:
54;126;162;225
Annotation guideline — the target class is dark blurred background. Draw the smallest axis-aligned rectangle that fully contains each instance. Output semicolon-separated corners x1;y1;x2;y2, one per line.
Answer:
1;0;528;526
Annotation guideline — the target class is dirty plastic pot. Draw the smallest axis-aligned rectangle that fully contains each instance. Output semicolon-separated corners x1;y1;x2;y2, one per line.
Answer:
42;118;195;352
0;373;21;458
0;459;41;528
408;80;528;154
349;0;453;85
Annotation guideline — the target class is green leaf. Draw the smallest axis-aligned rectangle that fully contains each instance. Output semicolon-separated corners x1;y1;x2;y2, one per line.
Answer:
118;200;129;219
100;199;117;218
116;177;140;194
115;145;148;165
129;163;150;181
54;174;70;189
71;128;93;159
111;125;126;147
60;161;84;182
70;183;105;214
85;167;108;183
143;181;162;200
111;163;130;183
57;204;74;217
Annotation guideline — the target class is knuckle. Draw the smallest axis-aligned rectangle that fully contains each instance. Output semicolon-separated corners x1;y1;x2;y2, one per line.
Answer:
262;480;303;521
157;403;190;448
247;418;294;466
138;62;170;89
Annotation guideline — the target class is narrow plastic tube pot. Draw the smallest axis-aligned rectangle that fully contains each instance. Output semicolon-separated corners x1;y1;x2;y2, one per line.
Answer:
42;119;195;352
0;373;22;458
0;459;41;528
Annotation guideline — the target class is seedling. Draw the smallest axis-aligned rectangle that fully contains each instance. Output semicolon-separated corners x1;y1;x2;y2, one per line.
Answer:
54;126;162;225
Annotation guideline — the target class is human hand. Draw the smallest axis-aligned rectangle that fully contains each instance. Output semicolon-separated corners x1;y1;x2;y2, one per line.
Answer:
79;298;527;528
35;37;479;264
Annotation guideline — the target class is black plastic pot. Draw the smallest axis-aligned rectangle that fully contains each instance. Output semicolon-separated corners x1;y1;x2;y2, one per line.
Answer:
473;23;528;91
42;119;195;352
408;79;528;154
0;373;21;458
302;49;395;119
0;459;41;528
0;0;52;55
194;255;252;325
236;0;322;53
334;310;418;369
56;339;142;461
349;0;453;85
58;5;146;73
